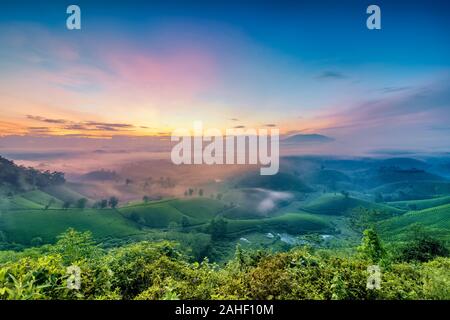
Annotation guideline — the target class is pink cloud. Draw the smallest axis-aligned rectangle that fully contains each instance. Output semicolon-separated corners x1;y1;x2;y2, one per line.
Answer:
103;47;217;98
1;23;218;97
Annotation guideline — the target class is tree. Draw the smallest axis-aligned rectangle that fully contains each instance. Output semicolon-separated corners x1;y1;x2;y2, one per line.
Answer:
398;226;449;262
188;188;194;196
52;228;100;263
358;228;385;262
209;217;228;241
108;196;119;209
198;189;204;197
62;201;71;210
143;196;150;203
100;199;108;209
216;193;223;201
76;198;87;209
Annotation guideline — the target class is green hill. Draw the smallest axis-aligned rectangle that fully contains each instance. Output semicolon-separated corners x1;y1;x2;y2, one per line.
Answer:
388;196;450;211
371;181;450;199
119;200;188;227
235;172;312;192
301;193;403;216
226;212;333;235
19;190;63;208
7;195;43;209
0;208;142;245
306;169;351;185
0;189;81;210
378;204;450;242
169;198;227;221
119;198;227;228
354;167;444;189
0;190;57;210
43;184;91;203
379;158;428;170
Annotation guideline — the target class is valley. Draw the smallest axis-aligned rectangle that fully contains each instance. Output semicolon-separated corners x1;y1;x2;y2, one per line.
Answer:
1;154;449;263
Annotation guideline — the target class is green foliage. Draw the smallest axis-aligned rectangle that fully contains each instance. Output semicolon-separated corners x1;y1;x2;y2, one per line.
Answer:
51;229;101;264
0;228;448;300
396;226;449;262
358;228;385;262
0;232;118;300
421;258;450;299
378;204;450;242
208;217;228;240
349;207;394;232
0;208;141;244
105;241;182;299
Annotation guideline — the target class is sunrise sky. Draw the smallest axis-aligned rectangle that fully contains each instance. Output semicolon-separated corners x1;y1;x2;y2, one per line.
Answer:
1;0;449;153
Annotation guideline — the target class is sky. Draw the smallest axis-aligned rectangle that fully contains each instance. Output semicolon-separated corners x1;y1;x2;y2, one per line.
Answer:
0;0;449;154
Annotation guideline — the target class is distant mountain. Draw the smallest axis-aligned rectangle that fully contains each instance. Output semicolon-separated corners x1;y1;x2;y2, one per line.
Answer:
306;169;351;185
282;133;334;144
379;158;428;170
235;171;312;192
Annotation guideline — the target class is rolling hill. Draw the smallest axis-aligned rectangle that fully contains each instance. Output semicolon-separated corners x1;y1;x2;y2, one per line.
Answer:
301;193;403;216
225;212;333;235
387;196;450;211
306;169;351;185
0;208;142;245
378;204;450;242
234;171;312;192
1;153;448;257
119;198;228;228
371;181;450;200
379;158;428;170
